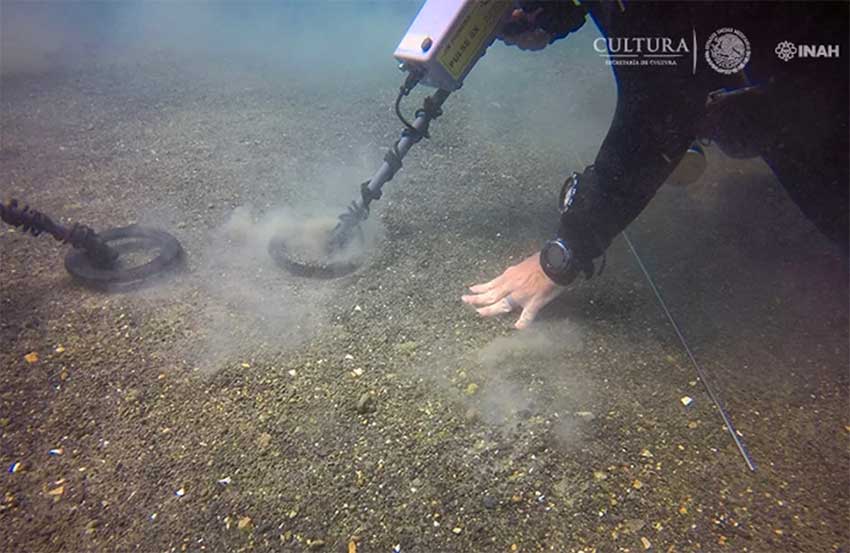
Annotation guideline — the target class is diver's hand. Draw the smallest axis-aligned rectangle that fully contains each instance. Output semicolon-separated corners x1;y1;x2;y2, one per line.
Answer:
462;253;564;329
497;8;551;51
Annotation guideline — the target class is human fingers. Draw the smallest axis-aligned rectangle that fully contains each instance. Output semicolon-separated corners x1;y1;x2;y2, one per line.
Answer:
468;275;503;294
515;29;550;51
461;286;508;307
475;297;516;318
514;298;544;329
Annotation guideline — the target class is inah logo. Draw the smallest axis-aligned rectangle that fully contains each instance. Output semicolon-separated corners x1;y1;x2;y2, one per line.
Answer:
775;41;796;61
705;27;751;74
775;40;840;61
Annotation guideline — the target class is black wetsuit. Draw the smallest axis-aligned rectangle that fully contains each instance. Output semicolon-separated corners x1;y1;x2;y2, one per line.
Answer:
528;1;849;272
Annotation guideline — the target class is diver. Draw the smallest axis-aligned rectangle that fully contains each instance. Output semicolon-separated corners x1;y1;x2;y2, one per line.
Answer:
461;1;849;328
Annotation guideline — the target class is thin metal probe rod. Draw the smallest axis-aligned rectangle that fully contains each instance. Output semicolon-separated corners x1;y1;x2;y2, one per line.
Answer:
622;231;756;472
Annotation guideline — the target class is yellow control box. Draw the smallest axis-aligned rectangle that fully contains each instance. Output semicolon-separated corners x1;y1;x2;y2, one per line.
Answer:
394;0;513;90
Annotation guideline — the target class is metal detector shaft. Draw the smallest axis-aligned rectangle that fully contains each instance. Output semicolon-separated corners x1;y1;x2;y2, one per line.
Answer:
365;88;451;206
328;88;452;252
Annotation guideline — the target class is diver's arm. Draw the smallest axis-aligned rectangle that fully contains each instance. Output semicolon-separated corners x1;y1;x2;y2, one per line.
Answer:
552;1;713;269
556;72;705;264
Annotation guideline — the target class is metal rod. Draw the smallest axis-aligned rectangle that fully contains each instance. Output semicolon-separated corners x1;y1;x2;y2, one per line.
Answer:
623;231;756;472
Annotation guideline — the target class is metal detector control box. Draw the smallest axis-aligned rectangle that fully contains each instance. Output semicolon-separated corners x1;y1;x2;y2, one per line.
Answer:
394;0;513;90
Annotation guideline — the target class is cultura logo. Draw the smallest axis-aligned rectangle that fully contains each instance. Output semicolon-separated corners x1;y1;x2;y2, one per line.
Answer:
775;40;840;61
593;35;696;71
593;37;690;54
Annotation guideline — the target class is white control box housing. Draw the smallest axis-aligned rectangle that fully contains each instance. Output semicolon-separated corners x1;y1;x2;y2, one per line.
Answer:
394;0;513;90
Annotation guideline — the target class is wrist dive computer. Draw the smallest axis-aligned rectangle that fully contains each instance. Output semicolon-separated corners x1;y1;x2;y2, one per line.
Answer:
540;172;596;285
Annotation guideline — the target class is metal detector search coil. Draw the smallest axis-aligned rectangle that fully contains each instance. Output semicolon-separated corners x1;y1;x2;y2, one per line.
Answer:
394;0;513;90
0;199;183;290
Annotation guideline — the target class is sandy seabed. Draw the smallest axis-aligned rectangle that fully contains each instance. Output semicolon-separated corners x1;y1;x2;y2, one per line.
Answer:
1;10;848;553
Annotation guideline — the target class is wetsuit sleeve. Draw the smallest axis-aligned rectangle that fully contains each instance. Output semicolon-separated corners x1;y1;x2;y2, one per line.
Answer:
556;3;709;263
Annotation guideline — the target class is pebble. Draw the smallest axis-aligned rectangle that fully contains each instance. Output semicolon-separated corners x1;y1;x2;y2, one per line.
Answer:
356;392;375;414
396;341;418;355
483;495;498;509
624;519;645;533
257;433;272;449
452;527;462;535
308;538;326;550
237;516;253;531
